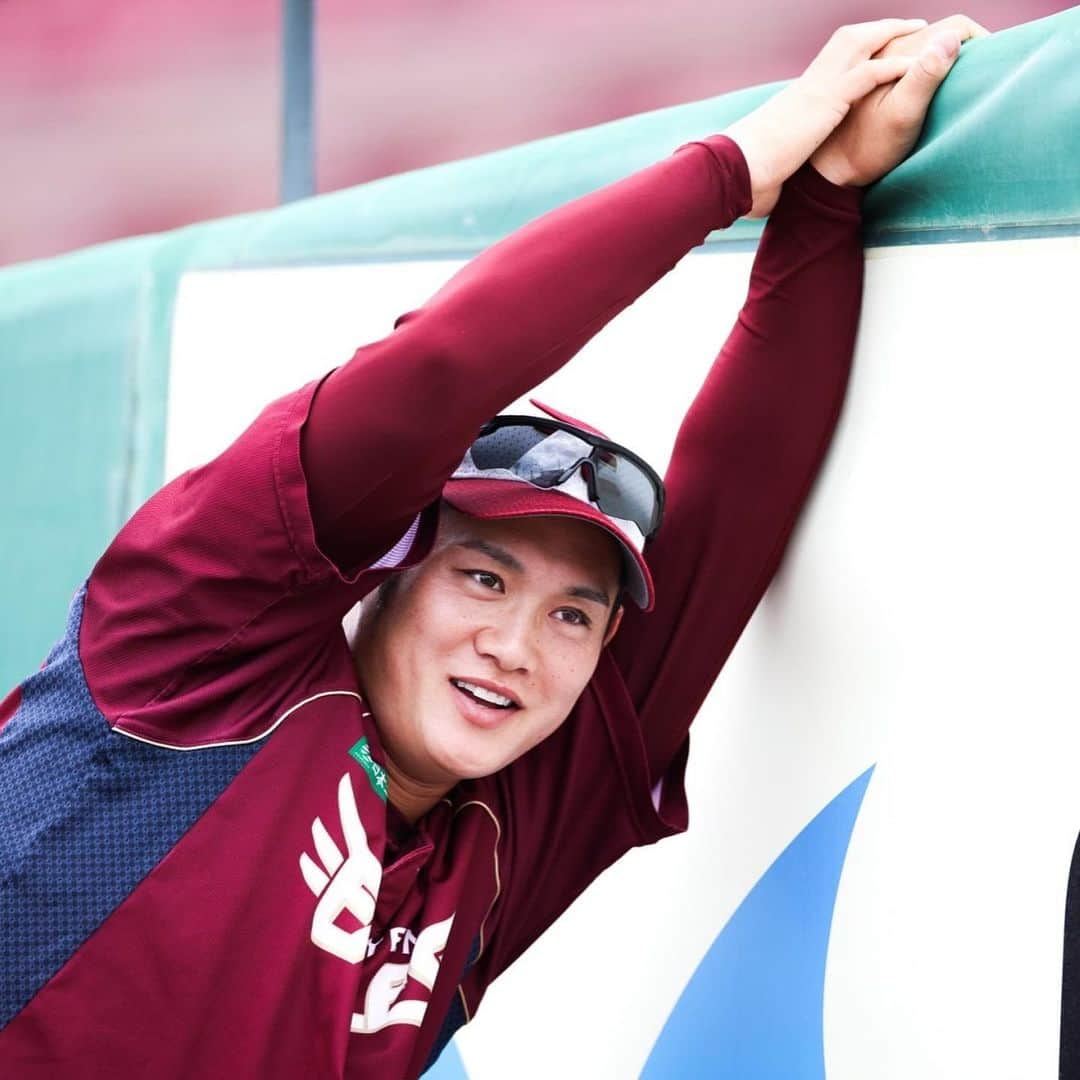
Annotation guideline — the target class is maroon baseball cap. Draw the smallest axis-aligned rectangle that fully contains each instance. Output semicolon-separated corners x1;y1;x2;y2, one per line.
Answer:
442;400;657;610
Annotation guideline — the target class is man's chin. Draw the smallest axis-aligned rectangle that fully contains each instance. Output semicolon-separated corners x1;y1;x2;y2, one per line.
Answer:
432;753;501;784
428;733;511;785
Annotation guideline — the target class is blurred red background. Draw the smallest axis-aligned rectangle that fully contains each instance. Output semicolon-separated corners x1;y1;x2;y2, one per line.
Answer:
0;0;1063;266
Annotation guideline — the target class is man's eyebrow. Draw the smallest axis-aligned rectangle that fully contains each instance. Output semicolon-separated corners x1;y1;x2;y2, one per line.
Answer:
456;539;524;573
456;540;613;608
567;585;612;609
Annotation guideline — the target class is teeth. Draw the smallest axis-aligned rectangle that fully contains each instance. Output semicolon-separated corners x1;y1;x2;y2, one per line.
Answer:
452;680;515;708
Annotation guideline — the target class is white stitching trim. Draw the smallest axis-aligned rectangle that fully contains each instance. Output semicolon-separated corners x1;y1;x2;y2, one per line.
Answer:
453;799;502;961
110;689;364;751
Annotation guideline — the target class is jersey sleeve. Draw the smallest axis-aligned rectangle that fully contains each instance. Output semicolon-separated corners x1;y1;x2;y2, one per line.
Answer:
300;136;751;570
610;164;866;778
79;379;397;746
80;137;752;746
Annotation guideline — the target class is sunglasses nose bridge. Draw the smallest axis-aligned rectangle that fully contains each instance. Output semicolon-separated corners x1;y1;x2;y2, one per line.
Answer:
573;457;600;502
543;454;599;504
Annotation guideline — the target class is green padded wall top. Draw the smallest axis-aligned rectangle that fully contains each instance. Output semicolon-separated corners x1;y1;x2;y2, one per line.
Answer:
0;8;1076;687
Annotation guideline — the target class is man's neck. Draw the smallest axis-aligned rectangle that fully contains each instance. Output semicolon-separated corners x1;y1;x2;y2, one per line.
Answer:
384;759;451;824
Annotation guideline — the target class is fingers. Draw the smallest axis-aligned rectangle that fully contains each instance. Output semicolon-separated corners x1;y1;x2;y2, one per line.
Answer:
886;31;962;123
877;14;990;58
828;18;930;61
840;55;917;103
929;13;990;41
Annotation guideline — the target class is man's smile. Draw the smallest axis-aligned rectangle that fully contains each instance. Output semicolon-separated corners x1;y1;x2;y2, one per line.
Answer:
449;677;521;710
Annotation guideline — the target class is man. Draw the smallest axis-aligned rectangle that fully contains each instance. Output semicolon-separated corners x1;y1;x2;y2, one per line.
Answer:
0;16;981;1078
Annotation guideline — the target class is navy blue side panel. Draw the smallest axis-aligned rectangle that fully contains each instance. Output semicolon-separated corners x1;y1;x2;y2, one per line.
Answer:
421;934;481;1076
1061;829;1080;1075
422;988;468;1077
0;585;262;1027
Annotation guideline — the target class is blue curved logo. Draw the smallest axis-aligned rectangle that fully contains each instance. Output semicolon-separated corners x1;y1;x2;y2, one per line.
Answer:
426;768;873;1079
642;767;874;1079
423;1041;469;1080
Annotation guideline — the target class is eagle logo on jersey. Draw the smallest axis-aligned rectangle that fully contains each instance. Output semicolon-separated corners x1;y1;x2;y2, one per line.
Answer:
299;773;383;963
351;915;455;1033
298;772;456;1035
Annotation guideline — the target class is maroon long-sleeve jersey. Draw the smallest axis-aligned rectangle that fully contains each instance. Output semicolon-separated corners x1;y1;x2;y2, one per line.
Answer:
0;137;863;1078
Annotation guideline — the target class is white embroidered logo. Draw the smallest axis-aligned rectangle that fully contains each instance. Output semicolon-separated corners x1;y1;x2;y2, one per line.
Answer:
350;915;455;1033
299;773;383;963
298;773;456;1035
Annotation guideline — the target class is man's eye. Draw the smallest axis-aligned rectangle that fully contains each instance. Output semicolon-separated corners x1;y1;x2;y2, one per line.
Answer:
463;569;503;592
555;607;591;628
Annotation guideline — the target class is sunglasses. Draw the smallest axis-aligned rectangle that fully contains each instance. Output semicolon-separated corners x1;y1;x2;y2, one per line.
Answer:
468;415;665;540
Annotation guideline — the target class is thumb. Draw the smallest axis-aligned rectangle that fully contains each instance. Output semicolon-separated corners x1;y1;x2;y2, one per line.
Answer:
888;30;962;121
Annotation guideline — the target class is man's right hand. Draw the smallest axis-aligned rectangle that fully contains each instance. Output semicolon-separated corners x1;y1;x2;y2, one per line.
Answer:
724;18;930;216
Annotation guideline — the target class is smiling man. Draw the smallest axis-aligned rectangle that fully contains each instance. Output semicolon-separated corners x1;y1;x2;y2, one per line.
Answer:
0;16;982;1080
355;504;628;815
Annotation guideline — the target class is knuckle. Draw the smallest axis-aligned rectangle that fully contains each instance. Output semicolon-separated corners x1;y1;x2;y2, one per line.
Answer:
940;14;973;35
889;102;921;130
919;51;947;78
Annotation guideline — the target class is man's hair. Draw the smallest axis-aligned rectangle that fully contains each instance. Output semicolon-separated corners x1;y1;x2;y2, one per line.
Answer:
375;574;401;612
605;598;624;636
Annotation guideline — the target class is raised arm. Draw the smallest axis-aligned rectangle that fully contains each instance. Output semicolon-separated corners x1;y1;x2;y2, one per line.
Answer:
302;17;950;571
610;165;864;776
302;137;750;571
81;17;974;741
612;15;983;777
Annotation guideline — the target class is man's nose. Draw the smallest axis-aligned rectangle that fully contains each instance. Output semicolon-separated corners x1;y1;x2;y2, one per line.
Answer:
474;609;536;673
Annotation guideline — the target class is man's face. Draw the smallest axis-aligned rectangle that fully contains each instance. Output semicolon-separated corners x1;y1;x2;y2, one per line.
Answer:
354;507;623;792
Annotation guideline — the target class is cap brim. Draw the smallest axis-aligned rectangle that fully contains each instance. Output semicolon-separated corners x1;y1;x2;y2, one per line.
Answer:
442;477;654;610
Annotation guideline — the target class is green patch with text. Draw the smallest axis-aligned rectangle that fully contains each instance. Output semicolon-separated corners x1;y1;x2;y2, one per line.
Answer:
348;736;388;801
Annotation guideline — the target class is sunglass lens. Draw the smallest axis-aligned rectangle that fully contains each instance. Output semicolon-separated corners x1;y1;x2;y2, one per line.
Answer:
593;456;660;536
469;422;662;537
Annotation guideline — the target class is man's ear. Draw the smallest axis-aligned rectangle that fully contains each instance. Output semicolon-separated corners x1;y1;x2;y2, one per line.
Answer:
602;603;624;648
